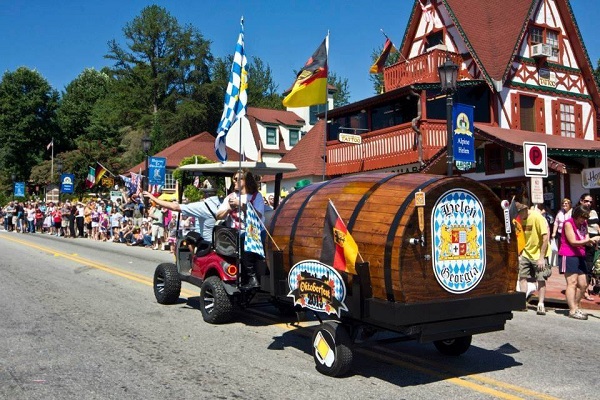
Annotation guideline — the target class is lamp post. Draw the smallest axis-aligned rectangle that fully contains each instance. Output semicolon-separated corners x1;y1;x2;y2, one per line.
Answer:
141;135;152;208
11;173;16;201
437;58;459;177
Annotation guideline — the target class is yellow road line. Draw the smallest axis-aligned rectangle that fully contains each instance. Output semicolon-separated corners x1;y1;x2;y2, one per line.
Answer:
0;234;198;298
2;233;558;399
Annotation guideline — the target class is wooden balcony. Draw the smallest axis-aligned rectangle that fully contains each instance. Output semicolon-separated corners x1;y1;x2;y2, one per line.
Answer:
383;49;464;92
326;121;448;176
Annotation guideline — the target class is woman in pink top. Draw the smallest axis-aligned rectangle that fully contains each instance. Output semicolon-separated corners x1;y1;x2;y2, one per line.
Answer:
551;198;572;254
559;205;600;320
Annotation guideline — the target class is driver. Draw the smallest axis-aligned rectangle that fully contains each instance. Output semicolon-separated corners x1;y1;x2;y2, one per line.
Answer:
142;187;220;246
216;170;265;289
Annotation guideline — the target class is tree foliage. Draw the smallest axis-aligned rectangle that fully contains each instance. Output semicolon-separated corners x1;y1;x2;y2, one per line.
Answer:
0;67;59;184
329;71;350;107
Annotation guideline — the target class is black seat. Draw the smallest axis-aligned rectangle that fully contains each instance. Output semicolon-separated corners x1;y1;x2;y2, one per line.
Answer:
185;231;212;257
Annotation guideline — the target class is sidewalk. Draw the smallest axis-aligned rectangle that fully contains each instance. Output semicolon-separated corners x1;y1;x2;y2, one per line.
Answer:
528;266;600;311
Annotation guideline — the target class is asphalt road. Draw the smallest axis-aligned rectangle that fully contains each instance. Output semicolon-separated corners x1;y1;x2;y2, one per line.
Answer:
0;230;597;400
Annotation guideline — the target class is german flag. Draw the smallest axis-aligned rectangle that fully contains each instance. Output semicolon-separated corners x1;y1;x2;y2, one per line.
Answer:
320;200;358;275
369;38;397;74
94;163;107;186
282;36;328;108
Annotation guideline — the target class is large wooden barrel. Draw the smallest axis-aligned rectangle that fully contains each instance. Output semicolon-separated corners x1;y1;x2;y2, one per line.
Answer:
267;172;518;304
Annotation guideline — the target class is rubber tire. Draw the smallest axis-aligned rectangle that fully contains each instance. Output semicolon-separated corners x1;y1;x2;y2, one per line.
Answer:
433;335;472;356
200;276;234;324
311;321;353;377
153;263;181;304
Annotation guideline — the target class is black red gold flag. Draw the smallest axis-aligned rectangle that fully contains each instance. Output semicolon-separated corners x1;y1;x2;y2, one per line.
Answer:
369;37;397;74
282;36;328;108
320;200;358;275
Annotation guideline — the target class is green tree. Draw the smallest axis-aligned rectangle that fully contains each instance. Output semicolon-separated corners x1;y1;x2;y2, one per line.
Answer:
105;5;214;146
329;72;350;107
57;68;111;148
247;57;284;109
0;67;59;184
368;44;401;95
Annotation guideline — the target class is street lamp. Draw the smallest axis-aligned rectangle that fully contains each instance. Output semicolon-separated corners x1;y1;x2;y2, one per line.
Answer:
438;58;459;177
141;135;152;206
11;173;16;201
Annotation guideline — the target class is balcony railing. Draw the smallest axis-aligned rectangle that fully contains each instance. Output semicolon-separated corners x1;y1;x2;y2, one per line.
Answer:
383;49;463;92
326;121;448;176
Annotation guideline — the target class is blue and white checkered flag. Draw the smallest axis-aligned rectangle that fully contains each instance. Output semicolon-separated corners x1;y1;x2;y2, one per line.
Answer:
215;17;248;162
244;202;264;258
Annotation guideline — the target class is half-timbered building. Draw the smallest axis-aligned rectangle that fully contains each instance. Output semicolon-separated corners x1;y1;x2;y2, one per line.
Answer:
324;0;600;208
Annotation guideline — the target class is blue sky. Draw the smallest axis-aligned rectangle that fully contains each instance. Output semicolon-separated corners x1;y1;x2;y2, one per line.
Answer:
0;1;598;103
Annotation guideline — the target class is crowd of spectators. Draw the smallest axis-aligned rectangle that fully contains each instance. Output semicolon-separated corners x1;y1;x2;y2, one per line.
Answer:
0;194;189;252
0;189;278;254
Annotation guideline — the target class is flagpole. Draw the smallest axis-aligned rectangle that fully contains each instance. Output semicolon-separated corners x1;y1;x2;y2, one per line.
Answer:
50;138;54;183
322;32;330;182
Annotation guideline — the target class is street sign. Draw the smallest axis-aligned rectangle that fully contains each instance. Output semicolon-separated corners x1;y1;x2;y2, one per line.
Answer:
148;156;166;186
523;142;548;177
531;176;544;204
338;133;362;144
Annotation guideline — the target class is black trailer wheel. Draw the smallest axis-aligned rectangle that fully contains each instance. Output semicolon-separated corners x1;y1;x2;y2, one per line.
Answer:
433;335;472;356
311;321;353;377
200;276;234;324
154;263;181;304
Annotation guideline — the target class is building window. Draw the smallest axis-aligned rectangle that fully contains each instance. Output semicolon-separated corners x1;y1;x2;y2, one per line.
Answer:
484;144;504;175
530;26;560;61
519;95;536;132
164;172;176;190
309;104;327;125
266;127;277;145
425;30;444;49
559;103;576;137
289;129;299;146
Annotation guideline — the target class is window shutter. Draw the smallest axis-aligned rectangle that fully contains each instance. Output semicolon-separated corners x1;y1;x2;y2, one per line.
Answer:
551;99;560;135
535;97;545;133
575;103;583;138
511;93;520;129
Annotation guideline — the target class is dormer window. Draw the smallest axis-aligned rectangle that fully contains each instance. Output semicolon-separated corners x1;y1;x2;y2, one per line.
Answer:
530;26;559;61
266;127;277;145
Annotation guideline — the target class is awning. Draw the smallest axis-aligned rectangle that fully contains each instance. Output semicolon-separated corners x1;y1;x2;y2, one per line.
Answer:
158;192;178;201
419;124;600;174
475;125;600;157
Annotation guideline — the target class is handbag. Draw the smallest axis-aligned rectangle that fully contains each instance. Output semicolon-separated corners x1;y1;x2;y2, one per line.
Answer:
592;248;600;276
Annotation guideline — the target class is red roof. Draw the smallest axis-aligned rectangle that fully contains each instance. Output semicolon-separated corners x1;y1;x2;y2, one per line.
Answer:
444;0;533;82
262;120;327;181
127;132;241;174
401;0;600;108
247;107;304;127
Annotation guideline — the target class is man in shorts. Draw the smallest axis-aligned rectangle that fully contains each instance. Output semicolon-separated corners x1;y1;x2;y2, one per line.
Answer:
516;201;550;315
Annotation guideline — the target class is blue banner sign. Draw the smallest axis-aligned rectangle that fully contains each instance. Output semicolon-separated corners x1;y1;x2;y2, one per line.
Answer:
452;103;475;163
60;173;75;194
14;182;26;198
148;156;166;186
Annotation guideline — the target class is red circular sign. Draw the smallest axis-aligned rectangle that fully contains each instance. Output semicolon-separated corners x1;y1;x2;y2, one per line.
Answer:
529;146;543;165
